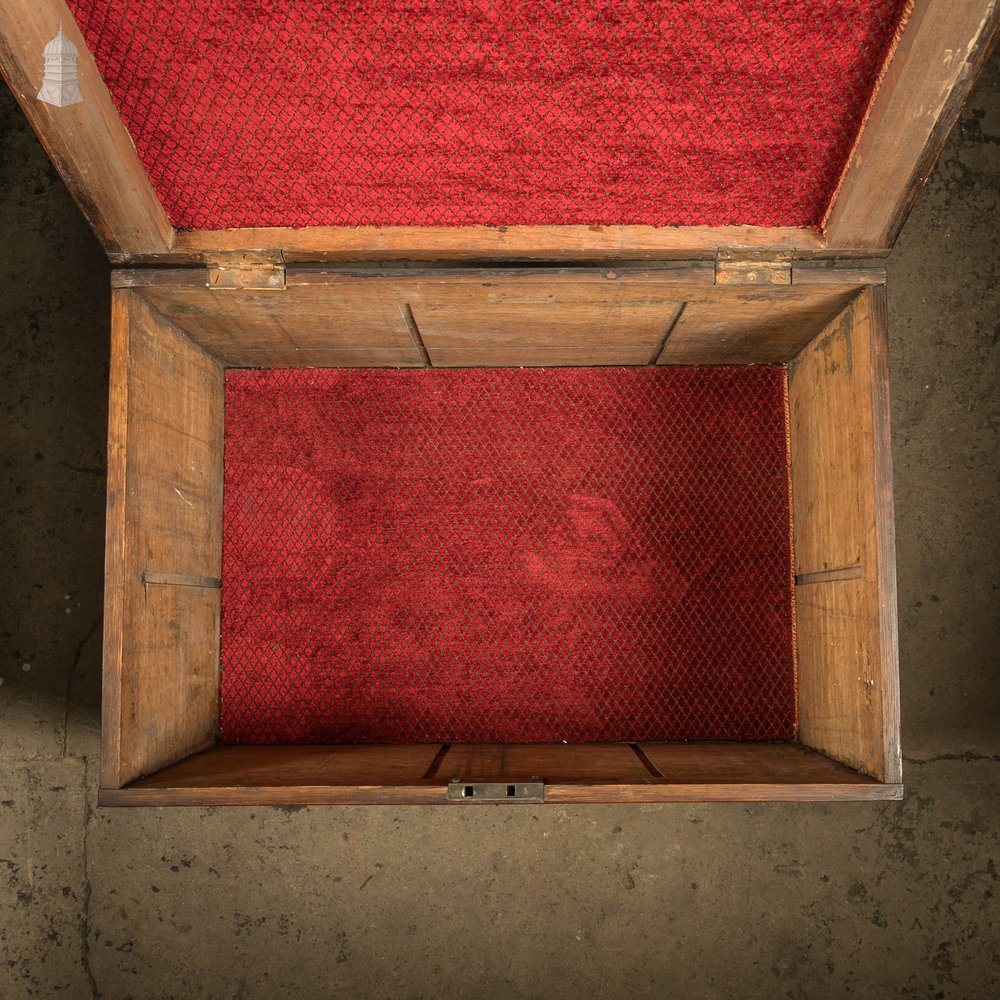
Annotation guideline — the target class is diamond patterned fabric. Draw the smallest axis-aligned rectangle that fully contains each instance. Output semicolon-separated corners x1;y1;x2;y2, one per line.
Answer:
221;366;796;745
66;1;909;230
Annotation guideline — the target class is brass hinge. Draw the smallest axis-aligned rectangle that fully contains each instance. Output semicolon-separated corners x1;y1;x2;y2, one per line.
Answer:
206;252;286;290
715;249;793;286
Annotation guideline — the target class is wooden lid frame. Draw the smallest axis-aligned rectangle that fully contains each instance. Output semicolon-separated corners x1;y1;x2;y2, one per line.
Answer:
1;0;998;264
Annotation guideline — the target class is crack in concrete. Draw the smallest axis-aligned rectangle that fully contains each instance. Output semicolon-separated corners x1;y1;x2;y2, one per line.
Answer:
80;756;99;1000
62;615;101;757
903;751;1000;765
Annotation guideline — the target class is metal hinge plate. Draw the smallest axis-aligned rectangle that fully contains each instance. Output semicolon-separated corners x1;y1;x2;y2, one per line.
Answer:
447;781;545;803
716;248;793;286
207;252;286;290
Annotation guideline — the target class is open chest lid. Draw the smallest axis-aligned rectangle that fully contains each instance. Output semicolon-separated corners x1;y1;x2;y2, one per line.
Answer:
1;0;997;265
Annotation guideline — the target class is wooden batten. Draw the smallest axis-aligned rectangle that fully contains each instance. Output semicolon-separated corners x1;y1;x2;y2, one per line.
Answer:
0;0;173;257
101;290;224;789
172;225;831;264
788;286;901;783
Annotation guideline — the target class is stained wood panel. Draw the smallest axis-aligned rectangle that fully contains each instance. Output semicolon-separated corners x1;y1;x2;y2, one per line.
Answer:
123;268;865;369
114;586;221;787
102;291;224;788
437;744;652;784
172;224;829;264
656;287;858;364
788;286;901;783
100;742;898;806
636;741;866;784
129;745;442;788
123;301;224;578
0;0;172;256
546;782;895;804
136;282;421;368
549;742;894;803
789;300;871;577
407;281;682;366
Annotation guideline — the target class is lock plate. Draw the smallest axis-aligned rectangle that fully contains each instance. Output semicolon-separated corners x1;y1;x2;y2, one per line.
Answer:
447;781;545;803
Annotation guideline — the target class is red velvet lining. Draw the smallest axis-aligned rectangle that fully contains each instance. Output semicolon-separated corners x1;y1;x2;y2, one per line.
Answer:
220;367;796;745
66;1;909;231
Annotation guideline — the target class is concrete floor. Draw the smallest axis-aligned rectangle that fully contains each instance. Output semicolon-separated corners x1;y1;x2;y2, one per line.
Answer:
1;52;998;1000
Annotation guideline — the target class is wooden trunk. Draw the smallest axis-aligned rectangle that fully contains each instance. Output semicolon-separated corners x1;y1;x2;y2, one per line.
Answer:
2;0;997;805
96;265;901;805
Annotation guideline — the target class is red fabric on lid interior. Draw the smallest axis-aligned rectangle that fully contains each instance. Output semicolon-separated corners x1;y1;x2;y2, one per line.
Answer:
67;0;909;231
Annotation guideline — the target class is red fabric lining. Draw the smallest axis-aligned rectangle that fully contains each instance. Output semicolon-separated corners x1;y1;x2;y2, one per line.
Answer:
220;366;795;745
66;1;909;231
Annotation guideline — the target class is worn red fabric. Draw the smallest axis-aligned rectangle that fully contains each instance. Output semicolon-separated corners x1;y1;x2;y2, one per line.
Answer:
220;367;796;745
67;1;908;231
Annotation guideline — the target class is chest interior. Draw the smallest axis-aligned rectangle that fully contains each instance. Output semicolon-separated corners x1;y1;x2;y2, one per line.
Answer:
103;265;899;804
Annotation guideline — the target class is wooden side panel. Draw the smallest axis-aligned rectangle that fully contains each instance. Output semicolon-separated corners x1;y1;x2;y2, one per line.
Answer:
0;0;173;257
539;741;895;802
100;292;130;793
101;291;224;788
790;304;870;577
125;268;868;369
788;286;901;782
825;0;1000;249
100;742;897;806
127;745;443;788
136;283;422;368
115;586;221;785
123;307;224;575
637;741;867;784
409;282;682;367
657;287;858;365
546;782;897;804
